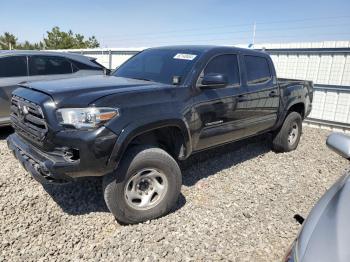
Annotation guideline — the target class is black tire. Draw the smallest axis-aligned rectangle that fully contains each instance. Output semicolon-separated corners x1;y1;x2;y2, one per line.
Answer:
272;112;302;152
103;145;182;224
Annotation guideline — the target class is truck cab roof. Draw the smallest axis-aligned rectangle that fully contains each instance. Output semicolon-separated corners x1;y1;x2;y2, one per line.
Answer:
147;45;268;57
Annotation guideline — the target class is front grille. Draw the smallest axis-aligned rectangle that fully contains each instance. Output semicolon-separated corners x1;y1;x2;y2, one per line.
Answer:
11;95;48;142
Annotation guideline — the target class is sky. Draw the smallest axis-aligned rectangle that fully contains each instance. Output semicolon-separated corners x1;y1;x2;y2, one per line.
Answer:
1;0;350;48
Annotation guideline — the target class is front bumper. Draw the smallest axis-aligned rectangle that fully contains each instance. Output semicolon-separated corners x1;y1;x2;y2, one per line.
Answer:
7;127;118;184
7;134;74;183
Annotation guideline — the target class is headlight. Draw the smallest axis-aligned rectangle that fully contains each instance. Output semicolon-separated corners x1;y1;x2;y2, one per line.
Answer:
56;107;119;129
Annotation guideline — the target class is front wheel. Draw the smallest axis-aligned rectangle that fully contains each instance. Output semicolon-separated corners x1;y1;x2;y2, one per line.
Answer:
103;145;182;224
272;112;302;152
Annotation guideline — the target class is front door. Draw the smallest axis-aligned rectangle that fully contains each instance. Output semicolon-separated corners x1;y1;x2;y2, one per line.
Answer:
192;54;251;151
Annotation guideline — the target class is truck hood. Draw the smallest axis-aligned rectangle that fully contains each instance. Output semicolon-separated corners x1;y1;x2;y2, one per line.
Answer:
20;75;168;107
297;173;350;262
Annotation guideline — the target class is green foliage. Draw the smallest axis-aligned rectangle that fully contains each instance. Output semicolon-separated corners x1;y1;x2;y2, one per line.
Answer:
0;27;100;50
16;41;45;50
0;32;18;49
44;27;100;49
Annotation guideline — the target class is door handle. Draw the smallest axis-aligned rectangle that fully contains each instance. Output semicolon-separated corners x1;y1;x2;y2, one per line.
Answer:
237;95;248;102
269;91;278;97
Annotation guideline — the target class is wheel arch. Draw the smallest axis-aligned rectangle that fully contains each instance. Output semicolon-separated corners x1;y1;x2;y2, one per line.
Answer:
107;119;192;169
275;98;306;130
287;102;305;119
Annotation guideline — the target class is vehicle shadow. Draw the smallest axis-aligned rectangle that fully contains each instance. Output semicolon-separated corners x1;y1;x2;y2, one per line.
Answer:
43;134;271;216
43;178;110;215
180;134;271;187
43;177;187;216
0;126;14;140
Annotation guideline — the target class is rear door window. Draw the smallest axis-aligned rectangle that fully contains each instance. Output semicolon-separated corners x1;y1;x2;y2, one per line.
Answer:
203;54;240;86
71;60;102;72
29;56;73;76
0;56;27;77
244;55;271;85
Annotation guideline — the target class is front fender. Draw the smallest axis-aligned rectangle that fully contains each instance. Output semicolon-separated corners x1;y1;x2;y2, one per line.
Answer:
106;116;192;170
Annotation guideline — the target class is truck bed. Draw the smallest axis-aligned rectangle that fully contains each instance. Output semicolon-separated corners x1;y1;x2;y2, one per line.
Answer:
278;77;313;86
278;78;313;97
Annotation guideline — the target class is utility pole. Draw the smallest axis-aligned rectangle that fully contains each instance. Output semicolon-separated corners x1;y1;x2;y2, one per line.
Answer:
252;22;256;46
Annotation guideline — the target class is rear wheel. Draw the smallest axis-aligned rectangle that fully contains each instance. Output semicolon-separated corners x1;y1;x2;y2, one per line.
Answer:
103;145;182;224
272;112;302;152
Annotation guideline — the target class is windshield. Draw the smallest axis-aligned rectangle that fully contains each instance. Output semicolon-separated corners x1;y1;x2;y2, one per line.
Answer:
113;49;201;85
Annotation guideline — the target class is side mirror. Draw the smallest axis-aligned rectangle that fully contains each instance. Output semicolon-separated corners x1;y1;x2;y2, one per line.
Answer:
326;133;350;160
200;73;228;88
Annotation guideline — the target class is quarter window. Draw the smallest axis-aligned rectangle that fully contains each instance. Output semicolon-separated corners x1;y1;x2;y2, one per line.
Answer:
244;55;271;85
71;60;102;72
29;56;73;76
0;56;27;77
203;54;240;85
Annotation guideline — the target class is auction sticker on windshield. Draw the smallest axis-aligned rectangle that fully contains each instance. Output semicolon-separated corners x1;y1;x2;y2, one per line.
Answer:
173;53;197;60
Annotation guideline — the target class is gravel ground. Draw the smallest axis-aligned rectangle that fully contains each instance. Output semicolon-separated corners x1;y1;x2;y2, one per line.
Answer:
0;126;349;261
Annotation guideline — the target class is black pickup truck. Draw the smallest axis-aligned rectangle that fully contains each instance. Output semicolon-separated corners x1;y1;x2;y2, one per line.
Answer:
7;46;313;224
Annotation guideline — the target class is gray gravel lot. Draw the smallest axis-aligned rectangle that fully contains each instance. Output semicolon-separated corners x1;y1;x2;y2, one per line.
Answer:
0;126;348;261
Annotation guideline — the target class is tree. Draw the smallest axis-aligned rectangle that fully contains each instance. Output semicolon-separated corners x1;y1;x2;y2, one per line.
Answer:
0;27;100;50
0;32;18;50
16;40;44;50
43;26;100;49
87;36;99;48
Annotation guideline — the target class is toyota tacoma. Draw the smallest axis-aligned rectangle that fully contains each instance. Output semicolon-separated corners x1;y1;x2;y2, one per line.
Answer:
7;46;313;224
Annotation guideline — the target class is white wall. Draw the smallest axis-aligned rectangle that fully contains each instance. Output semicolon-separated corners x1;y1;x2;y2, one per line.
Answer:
271;53;350;86
309;88;350;125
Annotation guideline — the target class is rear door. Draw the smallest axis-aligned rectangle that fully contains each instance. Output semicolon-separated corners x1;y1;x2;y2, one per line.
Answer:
193;53;251;150
242;55;279;134
0;56;28;123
